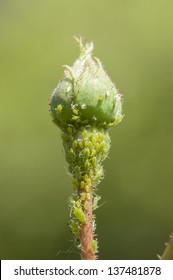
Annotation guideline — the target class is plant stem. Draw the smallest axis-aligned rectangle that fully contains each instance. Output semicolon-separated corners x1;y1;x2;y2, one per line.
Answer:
80;189;96;260
160;234;173;260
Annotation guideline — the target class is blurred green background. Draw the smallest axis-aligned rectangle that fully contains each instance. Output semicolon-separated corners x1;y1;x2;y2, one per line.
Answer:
0;0;173;260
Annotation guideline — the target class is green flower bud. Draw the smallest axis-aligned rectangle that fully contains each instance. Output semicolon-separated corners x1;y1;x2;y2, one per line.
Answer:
50;37;123;129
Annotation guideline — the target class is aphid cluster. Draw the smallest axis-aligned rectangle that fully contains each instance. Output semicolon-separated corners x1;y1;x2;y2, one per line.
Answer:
62;125;111;254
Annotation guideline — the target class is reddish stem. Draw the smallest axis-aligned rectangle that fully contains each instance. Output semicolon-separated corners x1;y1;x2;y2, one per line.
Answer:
80;191;96;260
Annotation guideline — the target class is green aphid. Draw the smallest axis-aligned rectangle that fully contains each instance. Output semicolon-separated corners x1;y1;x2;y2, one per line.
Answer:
73;207;86;224
94;168;104;185
91;137;96;146
75;200;81;208
72;108;79;115
80;181;85;189
93;195;101;210
114;115;124;124
85;185;90;192
98;142;105;151
72;140;77;149
84;201;89;210
80;192;86;200
91;156;96;166
87;141;92;151
73;165;81;178
72;179;79;189
105;122;115;129
69;148;76;160
98;95;105;102
95;143;100;151
83;174;89;181
70;220;80;238
82;130;88;138
78;141;83;149
91;149;96;156
82;147;90;158
84;159;90;170
97;132;104;141
86;178;91;186
57;104;63;113
72;115;80;121
86;193;91;200
68;196;76;209
67;126;73;135
92;239;98;253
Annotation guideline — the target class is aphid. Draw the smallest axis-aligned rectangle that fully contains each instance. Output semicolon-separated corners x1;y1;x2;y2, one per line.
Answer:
69;148;76;160
84;201;89;210
72;140;77;149
92;239;98;253
57;104;63;113
69;197;76;217
84;159;90;170
72;179;79;189
82;147;90;158
78;141;83;149
70;220;80;238
72;115;80;121
93;195;101;210
80;181;85;189
94;168;104;185
86;141;92;151
81;103;87;109
91;149;96;156
82;130;88;138
95;143;100;150
85;185;90;192
75;201;81;208
80;192;86;200
86;193;91;200
91;156;96;166
83;174;89;182
73;207;86;224
86;178;91;186
73;165;81;178
72;108;79;115
105;123;115;128
67;126;73;135
98;142;105;151
99;95;105;102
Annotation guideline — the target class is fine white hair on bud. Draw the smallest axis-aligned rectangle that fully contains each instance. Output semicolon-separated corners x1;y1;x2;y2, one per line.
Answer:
50;37;123;130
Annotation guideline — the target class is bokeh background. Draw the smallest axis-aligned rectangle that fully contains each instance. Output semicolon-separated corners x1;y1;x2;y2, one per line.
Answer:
0;0;173;260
